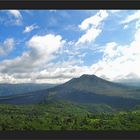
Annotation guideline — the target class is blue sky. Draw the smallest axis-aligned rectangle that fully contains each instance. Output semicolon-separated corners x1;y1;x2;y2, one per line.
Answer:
0;10;140;84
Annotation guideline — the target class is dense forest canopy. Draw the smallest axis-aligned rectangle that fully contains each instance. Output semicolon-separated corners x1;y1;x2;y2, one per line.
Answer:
0;101;140;131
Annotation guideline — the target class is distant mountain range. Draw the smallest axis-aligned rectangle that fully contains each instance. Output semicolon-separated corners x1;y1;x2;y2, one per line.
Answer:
0;83;57;96
116;81;140;88
0;74;140;110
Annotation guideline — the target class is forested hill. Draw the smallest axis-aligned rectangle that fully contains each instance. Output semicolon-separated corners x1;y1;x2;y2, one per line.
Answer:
0;101;140;131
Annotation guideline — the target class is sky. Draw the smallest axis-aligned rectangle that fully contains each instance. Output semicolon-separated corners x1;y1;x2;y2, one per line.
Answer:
0;10;140;84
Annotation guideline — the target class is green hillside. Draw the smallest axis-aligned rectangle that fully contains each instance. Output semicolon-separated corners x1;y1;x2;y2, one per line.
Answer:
0;101;140;131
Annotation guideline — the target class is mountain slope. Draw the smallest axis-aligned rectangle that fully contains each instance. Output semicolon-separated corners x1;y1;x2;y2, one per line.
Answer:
58;74;140;99
0;74;140;110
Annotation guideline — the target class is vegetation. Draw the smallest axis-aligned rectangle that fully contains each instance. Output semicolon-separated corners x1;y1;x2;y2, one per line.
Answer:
0;101;140;131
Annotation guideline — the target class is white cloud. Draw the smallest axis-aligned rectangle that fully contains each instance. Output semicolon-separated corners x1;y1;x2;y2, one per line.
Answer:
1;23;140;83
7;10;22;25
109;10;121;13
49;10;57;12
79;10;108;30
8;10;22;19
136;20;140;29
23;24;39;33
0;34;65;76
123;24;129;29
0;60;91;84
4;38;15;52
121;11;140;24
103;42;118;58
30;61;92;84
76;28;101;45
120;11;140;31
27;34;65;64
76;10;109;45
90;26;140;82
1;10;140;84
0;38;15;56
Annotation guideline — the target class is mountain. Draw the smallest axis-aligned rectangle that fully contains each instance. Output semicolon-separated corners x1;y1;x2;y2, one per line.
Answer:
59;74;140;99
43;74;140;102
0;74;140;110
0;83;57;96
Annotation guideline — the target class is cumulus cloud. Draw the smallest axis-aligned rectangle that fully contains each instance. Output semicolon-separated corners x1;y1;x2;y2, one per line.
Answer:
76;10;109;45
1;10;140;84
23;24;39;33
103;42;119;58
27;34;65;64
0;60;91;84
29;61;92;84
1;22;140;83
0;38;15;56
90;26;140;82
0;34;65;78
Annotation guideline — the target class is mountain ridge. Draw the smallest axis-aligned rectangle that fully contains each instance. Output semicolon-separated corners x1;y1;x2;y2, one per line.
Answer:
0;83;57;97
0;74;140;110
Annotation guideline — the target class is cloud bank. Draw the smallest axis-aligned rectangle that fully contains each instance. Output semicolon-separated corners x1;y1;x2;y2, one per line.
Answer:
0;10;140;84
